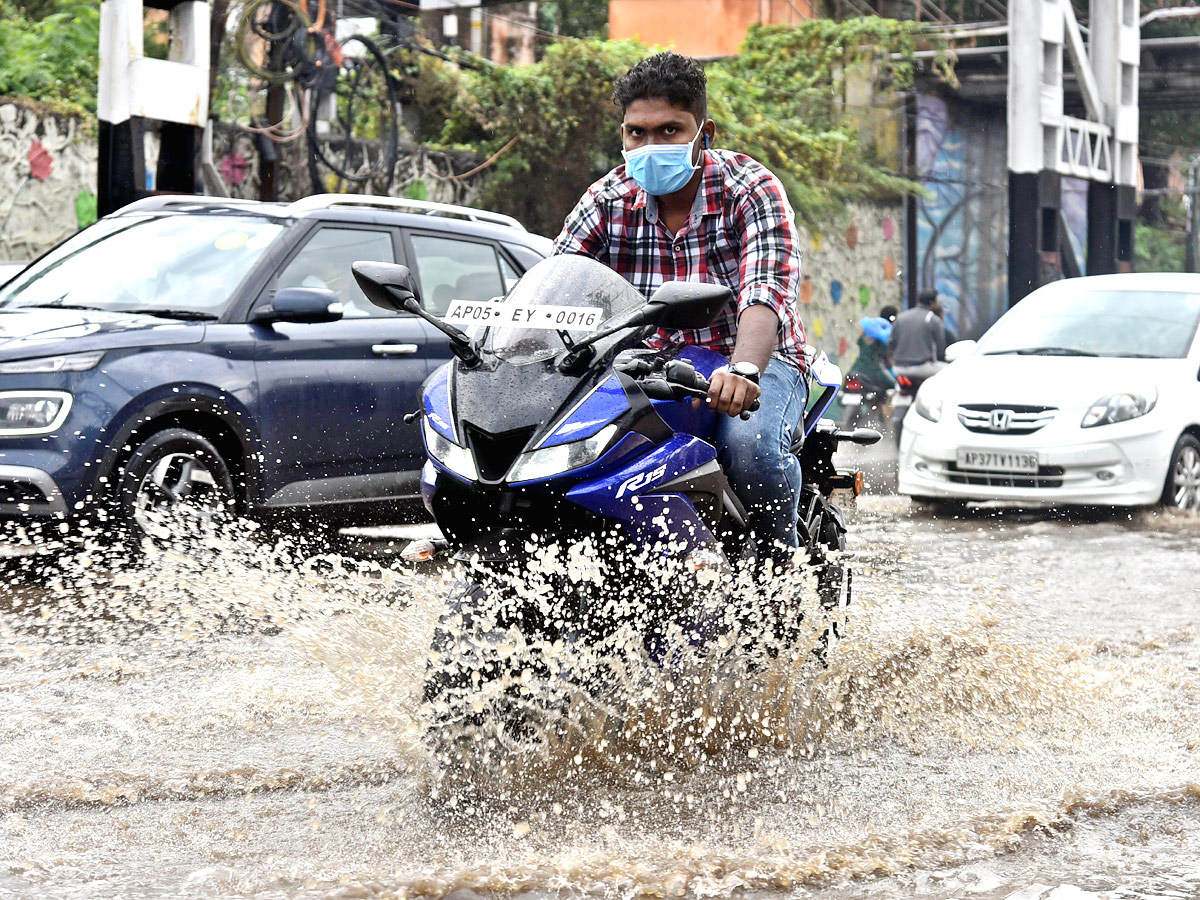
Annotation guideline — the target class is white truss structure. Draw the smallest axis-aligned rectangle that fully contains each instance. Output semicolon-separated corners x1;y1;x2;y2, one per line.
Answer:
1009;0;1139;187
99;1;210;128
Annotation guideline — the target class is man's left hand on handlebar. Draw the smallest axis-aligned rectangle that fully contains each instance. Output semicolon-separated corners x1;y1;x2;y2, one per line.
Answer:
701;368;762;417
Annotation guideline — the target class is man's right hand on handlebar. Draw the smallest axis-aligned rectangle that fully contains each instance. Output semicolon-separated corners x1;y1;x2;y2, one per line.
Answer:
700;367;762;418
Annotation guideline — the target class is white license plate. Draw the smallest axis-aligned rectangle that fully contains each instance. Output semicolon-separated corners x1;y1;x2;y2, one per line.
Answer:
443;300;604;332
956;449;1039;474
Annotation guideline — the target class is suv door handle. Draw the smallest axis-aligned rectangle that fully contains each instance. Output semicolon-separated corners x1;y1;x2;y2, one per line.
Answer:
372;343;419;356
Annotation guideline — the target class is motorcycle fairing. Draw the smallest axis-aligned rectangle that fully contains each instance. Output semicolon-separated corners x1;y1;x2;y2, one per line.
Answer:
536;373;629;449
565;433;719;550
803;350;843;436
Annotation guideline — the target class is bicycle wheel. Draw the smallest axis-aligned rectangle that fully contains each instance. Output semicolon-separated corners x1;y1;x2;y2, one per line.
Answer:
306;35;400;192
235;0;317;84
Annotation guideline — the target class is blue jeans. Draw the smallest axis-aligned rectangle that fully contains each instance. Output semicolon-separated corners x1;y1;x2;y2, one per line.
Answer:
714;358;808;564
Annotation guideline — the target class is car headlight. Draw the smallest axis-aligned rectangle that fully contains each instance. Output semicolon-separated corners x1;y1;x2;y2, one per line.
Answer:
914;385;943;422
423;416;478;481
1081;391;1157;428
0;351;103;374
507;424;618;483
0;390;73;435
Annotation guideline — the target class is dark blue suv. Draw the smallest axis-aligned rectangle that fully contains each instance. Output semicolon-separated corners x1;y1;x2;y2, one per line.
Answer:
0;194;552;538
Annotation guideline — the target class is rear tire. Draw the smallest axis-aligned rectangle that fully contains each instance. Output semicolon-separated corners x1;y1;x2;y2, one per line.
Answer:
1162;434;1200;511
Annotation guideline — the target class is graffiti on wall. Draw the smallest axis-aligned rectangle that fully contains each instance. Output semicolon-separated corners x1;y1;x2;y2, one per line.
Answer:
915;93;1008;341
794;201;904;368
0;101;98;263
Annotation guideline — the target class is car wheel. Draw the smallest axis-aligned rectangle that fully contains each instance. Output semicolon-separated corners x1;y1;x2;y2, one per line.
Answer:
1162;433;1200;511
116;428;238;541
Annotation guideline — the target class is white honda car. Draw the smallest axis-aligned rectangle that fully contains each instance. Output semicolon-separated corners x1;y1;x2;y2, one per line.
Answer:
898;273;1200;511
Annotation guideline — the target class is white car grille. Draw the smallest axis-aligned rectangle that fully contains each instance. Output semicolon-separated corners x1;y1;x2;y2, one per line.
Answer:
957;404;1057;435
945;462;1066;489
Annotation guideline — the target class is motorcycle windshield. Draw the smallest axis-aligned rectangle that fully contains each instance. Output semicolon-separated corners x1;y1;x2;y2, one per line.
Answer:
483;255;645;366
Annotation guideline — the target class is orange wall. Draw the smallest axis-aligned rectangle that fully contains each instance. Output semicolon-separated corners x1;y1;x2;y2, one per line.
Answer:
608;0;815;58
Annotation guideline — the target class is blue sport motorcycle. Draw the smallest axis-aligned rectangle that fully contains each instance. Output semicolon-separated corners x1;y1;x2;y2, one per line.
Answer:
352;256;878;765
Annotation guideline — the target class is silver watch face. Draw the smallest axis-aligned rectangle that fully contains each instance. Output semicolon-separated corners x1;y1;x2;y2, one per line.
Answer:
731;362;760;380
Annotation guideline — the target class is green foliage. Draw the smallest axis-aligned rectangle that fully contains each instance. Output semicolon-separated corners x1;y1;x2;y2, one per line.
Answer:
410;18;929;235
706;20;925;222
1135;223;1187;273
0;0;100;114
538;0;609;40
424;37;649;236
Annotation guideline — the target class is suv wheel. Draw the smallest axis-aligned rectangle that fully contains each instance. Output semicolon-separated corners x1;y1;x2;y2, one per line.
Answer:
117;429;237;540
1163;433;1200;511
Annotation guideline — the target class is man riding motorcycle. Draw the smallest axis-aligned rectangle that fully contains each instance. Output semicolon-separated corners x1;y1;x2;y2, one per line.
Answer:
553;51;808;567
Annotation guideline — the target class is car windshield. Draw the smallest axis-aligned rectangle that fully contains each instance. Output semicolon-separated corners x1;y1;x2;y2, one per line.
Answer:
0;213;285;317
483;255;646;366
980;288;1200;359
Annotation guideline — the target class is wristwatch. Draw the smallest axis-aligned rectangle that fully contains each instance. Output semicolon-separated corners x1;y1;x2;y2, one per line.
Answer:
727;361;761;384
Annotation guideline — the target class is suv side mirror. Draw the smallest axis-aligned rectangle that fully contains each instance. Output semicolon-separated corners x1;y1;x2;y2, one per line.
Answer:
644;281;733;330
352;260;422;313
251;287;343;325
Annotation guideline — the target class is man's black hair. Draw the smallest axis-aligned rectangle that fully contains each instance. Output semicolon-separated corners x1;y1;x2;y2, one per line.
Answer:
613;52;707;126
917;289;939;307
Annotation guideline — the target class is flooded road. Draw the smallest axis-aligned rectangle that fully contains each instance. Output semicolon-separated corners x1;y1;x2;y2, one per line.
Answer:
2;497;1198;900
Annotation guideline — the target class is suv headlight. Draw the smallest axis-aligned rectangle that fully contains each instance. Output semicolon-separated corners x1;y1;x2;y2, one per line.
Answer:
507;424;618;483
1081;391;1157;428
914;384;943;422
0;351;103;374
0;391;73;435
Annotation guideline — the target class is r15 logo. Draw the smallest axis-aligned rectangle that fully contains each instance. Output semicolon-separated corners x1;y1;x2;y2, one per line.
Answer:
616;464;667;499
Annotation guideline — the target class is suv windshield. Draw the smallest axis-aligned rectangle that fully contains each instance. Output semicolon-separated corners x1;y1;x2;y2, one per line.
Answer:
981;288;1200;359
0;213;285;318
483;255;645;365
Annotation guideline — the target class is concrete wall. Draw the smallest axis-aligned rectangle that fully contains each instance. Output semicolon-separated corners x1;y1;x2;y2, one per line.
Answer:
796;200;905;368
0;101;98;263
0;100;487;262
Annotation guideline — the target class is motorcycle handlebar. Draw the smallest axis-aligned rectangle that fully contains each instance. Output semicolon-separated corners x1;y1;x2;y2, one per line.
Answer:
619;357;760;419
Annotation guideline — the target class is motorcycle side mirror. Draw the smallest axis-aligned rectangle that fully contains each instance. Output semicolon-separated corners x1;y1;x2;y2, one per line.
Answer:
352;260;423;313
643;281;734;330
352;260;481;367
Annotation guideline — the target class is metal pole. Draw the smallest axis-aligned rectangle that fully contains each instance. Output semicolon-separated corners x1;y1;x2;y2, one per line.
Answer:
1187;158;1200;274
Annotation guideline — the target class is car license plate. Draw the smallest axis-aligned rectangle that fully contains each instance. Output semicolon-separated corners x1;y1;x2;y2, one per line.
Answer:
444;300;604;331
956;449;1039;474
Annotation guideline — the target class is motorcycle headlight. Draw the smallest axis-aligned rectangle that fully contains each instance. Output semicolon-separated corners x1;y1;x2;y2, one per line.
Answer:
0;390;73;435
914;384;943;422
507;424;618;483
423;416;478;481
1081;391;1157;428
0;351;103;374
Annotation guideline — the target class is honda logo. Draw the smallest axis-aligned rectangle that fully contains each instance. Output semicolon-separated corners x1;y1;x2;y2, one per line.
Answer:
990;409;1014;431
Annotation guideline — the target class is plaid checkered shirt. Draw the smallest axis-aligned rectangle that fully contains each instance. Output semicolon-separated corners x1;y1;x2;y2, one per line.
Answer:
553;149;806;369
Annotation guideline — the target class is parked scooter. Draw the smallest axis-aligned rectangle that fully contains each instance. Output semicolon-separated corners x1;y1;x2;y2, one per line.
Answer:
352;255;880;774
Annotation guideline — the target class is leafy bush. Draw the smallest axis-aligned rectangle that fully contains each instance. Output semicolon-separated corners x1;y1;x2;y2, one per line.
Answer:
0;0;100;114
1135;222;1187;273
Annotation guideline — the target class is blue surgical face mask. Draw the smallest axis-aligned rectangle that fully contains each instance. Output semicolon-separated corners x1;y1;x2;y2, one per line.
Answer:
622;127;708;196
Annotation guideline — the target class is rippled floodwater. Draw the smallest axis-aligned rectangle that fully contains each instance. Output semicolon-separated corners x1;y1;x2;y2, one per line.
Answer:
2;499;1198;900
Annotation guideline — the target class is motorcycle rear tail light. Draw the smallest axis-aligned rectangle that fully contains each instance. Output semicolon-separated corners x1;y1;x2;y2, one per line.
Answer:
845;377;863;391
